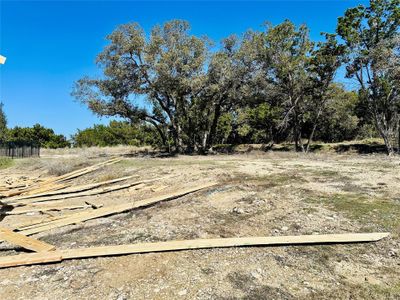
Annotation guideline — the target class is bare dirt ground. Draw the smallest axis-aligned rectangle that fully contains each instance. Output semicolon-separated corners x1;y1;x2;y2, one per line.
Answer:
0;148;399;299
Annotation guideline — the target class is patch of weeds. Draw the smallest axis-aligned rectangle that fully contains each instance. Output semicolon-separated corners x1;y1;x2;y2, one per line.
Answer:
227;272;256;290
302;207;318;214
95;173;122;182
288;245;338;269
230;172;307;189
201;267;215;275
225;271;295;300
339;182;366;193
309;169;353;184
0;157;13;169
307;281;400;300
306;193;400;233
311;169;340;177
44;159;90;176
117;158;218;169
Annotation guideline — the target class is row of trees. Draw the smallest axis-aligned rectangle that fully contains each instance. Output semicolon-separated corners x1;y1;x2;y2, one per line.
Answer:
0;105;70;148
72;120;158;147
73;0;400;154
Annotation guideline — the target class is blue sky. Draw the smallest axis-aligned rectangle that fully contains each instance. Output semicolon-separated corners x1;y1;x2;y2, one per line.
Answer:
0;0;367;138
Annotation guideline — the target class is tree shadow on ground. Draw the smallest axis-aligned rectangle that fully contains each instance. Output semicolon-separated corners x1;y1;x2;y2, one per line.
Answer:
333;142;394;154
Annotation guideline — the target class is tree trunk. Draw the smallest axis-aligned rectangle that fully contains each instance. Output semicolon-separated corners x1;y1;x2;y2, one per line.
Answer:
293;108;304;152
305;107;323;153
398;119;400;154
206;104;222;151
147;120;167;148
373;111;395;156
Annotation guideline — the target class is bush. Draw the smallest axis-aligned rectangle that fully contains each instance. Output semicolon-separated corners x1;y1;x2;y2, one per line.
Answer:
72;121;160;147
5;124;70;149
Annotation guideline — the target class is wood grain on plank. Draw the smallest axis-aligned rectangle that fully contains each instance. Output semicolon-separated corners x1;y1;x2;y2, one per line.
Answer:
5;175;136;202
0;233;389;269
0;227;56;252
17;182;217;236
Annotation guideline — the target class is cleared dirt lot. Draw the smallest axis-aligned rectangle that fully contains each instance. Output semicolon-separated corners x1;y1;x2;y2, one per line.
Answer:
0;148;399;299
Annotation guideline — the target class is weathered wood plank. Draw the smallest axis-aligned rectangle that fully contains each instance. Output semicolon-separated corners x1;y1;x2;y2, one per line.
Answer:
5;175;136;202
17;182;217;236
1;158;122;198
8;176;170;207
0;227;56;252
5;204;94;215
0;233;389;269
0;251;62;268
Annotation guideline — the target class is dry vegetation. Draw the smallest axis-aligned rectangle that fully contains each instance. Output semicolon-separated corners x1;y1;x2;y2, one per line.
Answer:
0;147;399;299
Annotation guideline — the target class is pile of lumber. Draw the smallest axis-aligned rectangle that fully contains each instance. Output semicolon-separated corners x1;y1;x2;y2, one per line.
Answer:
0;157;390;270
0;157;122;199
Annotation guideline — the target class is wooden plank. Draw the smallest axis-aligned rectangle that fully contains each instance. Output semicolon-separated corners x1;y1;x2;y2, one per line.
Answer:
3;182;71;198
4;204;94;215
8;176;167;206
1;158;122;198
0;233;389;269
16;182;217;236
0;227;56;252
8;182;137;206
15;215;70;231
0;251;62;268
6;175;136;202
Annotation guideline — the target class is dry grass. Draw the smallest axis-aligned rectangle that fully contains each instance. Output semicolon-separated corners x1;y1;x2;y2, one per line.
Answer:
0;157;13;169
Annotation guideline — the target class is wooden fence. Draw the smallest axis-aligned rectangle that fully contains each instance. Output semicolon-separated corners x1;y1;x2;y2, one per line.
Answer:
0;143;40;158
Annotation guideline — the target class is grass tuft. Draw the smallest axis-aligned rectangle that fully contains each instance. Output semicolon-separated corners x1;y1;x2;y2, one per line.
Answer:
0;157;13;169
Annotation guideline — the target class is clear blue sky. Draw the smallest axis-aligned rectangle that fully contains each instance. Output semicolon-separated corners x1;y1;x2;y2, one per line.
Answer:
0;0;367;138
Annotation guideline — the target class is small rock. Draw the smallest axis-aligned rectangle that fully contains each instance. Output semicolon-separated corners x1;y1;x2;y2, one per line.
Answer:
365;276;380;285
281;226;289;231
178;289;187;296
251;270;262;280
232;207;244;214
389;249;398;257
0;279;12;285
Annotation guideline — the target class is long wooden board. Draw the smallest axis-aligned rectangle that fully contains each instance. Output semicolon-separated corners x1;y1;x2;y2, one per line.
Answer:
5;175;136;202
1;158;122;198
8;176;170;207
4;204;94;215
0;227;56;252
9;182;140;206
0;233;389;269
0;251;62;268
16;182;217;236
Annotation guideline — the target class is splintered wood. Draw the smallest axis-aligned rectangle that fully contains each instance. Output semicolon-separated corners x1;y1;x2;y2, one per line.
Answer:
12;182;217;237
0;157;122;198
0;233;389;269
0;156;391;270
0;227;55;252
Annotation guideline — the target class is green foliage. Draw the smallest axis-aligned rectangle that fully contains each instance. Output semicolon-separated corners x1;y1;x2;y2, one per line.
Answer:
0;103;7;141
6;124;70;149
72;121;160;147
0;157;13;169
337;0;400;154
71;3;399;154
312;85;360;142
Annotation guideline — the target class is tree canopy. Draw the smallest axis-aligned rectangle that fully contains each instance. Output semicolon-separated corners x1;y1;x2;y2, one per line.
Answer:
73;0;399;154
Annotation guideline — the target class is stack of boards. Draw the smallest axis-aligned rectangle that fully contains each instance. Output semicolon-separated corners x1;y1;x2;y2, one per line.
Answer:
0;157;390;269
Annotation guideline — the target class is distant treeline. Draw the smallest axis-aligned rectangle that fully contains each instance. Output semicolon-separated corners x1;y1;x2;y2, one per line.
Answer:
72;0;399;155
72;121;159;147
1;0;399;153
